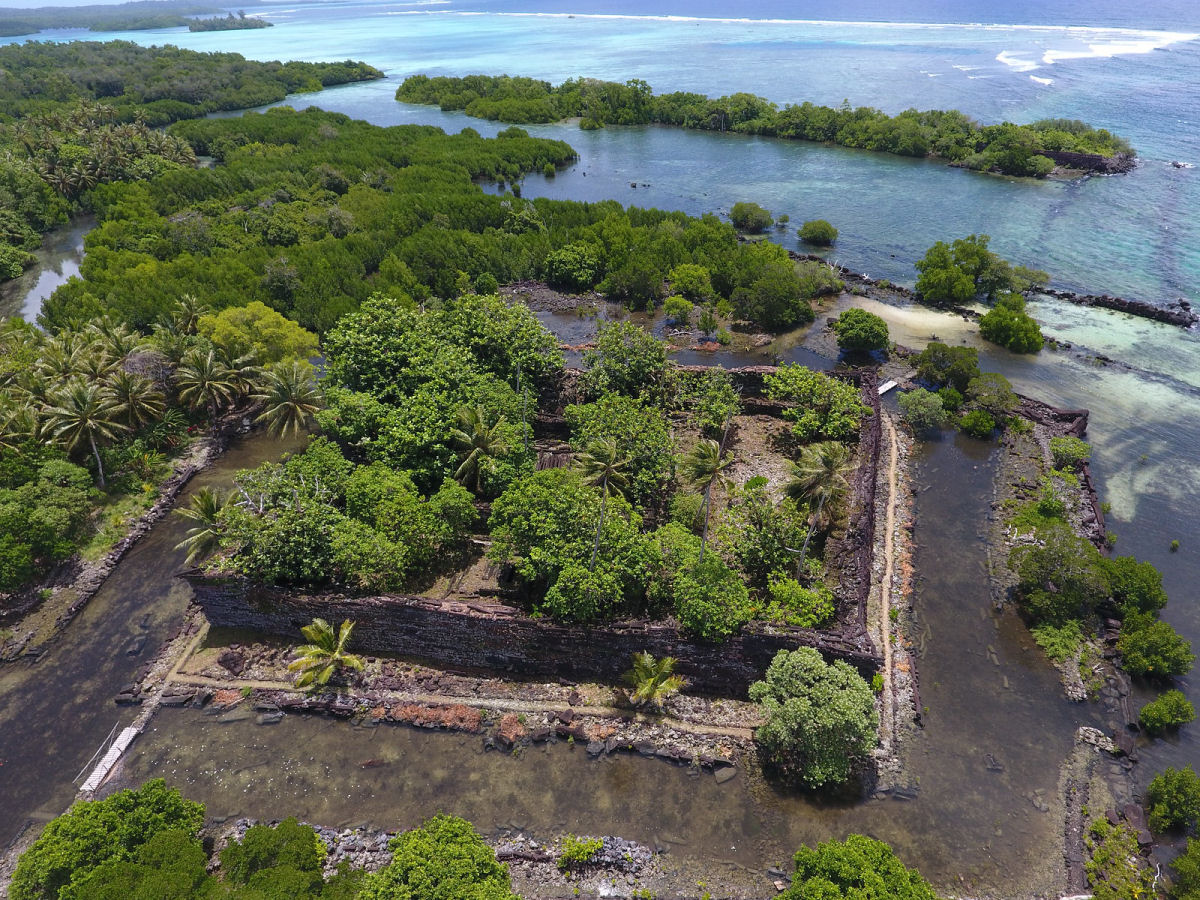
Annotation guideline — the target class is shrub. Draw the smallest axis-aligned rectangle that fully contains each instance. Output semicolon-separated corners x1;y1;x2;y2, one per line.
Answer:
668;263;713;301
581;320;669;399
542;563;626;624
749;648;879;789
9;780;204;900
1085;820;1157;900
730;201;773;232
783;835;937;900
557;835;603;872
1119;620;1195;678
761;574;836;628
1050;436;1092;470
978;292;1043;353
219;817;326;891
543;242;602;291
765;365;870;442
1011;523;1109;625
937;385;964;412
673;554;753;641
958;408;996;438
1031;621;1084;663
1139;690;1196;733
798;219;838;246
1102;555;1168;618
1172;838;1200;899
898;388;947;434
359;815;519;900
831;308;889;352
1146;766;1200;833
914;342;980;392
662;294;693;325
966;372;1018;420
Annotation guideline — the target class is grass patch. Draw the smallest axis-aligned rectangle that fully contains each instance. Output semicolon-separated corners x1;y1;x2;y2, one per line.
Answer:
1031;620;1084;663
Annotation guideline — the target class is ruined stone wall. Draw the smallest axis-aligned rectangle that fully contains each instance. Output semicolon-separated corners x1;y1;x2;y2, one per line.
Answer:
186;575;881;697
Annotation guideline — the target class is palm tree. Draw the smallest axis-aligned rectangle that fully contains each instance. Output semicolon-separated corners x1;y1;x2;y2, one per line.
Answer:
287;618;364;689
681;438;734;559
785;440;856;567
106;369;165;430
171;294;210;335
622;652;687;709
216;347;262;399
450;405;511;495
253;360;322;438
173;487;228;565
175;349;235;422
87;317;142;361
43;379;127;487
575;437;631;570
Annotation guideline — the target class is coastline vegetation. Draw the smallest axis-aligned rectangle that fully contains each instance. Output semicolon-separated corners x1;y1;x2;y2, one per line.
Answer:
395;73;1135;177
0;0;230;36
10;780;939;899
0;41;382;286
188;11;273;32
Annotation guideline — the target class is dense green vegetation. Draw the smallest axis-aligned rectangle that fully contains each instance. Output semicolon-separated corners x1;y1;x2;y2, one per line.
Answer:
189;12;272;32
783;835;938;899
0;299;319;594
396;74;1134;177
36;104;838;335
0;42;382;285
907;342;1021;438
1139;689;1196;733
749;647;879;789
831;308;889;352
197;290;866;642
798;219;838;246
914;234;1048;306
0;1;227;36
15;781;946;898
1147;766;1200;833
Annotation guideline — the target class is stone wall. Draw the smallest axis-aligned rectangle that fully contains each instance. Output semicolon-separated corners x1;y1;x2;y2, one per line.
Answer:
185;575;882;697
1039;149;1136;175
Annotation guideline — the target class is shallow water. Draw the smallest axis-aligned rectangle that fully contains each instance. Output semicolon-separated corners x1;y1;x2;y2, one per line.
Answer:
0;430;307;851
0;216;91;323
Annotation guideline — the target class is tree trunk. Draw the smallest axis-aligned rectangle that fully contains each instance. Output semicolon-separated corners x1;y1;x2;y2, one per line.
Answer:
89;432;106;488
797;496;826;577
590;477;608;570
699;482;712;561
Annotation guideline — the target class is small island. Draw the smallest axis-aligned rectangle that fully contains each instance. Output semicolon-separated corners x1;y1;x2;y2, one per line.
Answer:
396;73;1137;177
188;10;272;31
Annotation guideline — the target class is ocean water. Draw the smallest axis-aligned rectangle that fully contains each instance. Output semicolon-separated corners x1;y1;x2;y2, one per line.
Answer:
12;0;1200;303
5;0;1200;849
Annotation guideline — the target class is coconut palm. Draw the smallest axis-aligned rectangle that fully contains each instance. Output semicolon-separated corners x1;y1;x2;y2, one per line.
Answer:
450;405;511;495
86;317;142;361
681;438;734;559
175;349;236;422
173;486;229;565
0;401;38;452
622;652;687;709
43;379;127;487
106;369;165;430
575;437;631;570
216;347;262;399
785;440;856;566
253;360;322;438
37;331;88;378
287;618;364;689
171;294;210;335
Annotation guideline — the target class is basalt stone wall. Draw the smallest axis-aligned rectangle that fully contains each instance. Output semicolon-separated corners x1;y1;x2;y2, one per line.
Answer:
1018;395;1107;547
1040;149;1136;174
825;370;882;635
186;575;882;696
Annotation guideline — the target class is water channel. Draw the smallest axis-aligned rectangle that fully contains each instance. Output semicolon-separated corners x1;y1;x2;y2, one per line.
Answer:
0;430;307;852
